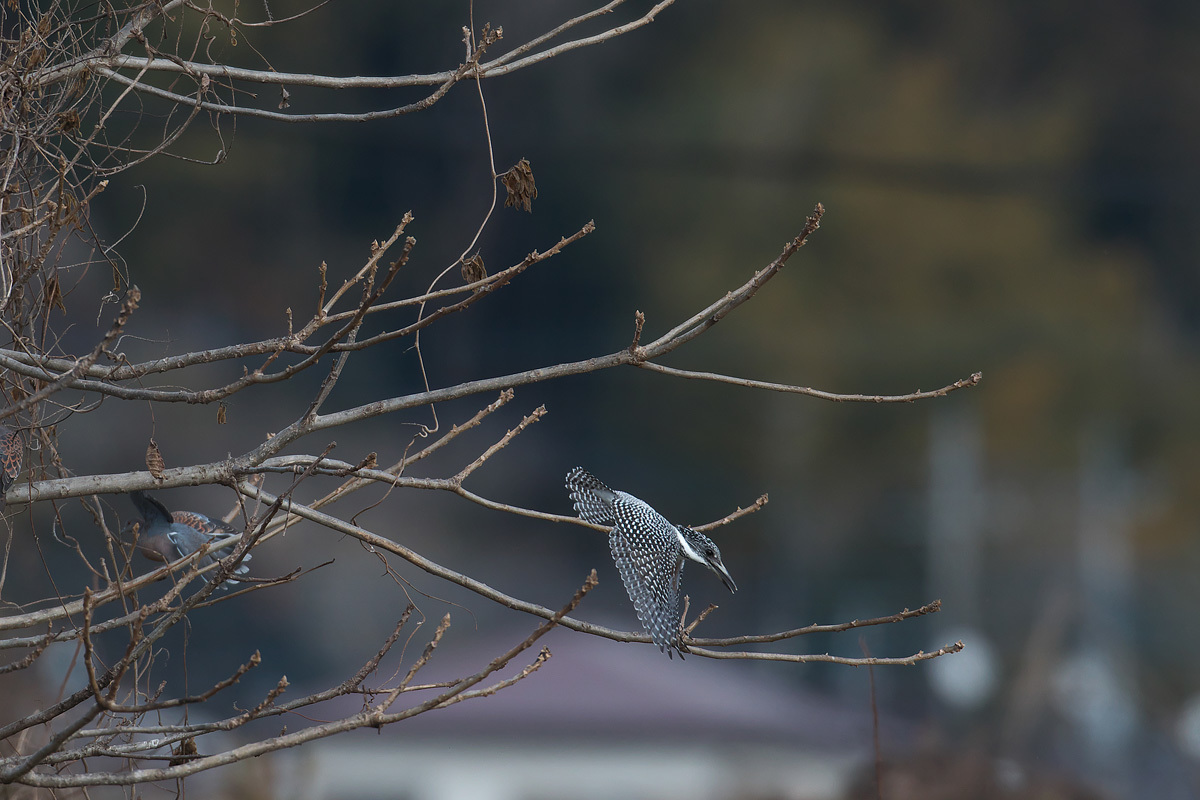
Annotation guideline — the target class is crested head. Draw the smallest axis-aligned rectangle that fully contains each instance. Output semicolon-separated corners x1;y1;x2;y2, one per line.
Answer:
677;525;737;593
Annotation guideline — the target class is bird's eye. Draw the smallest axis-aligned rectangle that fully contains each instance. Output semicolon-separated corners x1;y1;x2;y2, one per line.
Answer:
706;548;715;557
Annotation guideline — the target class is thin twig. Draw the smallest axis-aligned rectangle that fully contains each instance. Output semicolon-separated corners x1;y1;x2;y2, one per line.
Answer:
692;493;768;533
688;601;943;646
638;364;983;403
11;572;598;788
688;640;964;665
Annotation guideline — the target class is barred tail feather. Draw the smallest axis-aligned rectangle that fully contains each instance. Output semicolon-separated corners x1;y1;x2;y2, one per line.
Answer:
565;467;618;525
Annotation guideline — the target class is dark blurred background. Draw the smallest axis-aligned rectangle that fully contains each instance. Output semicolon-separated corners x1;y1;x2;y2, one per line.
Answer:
13;1;1200;797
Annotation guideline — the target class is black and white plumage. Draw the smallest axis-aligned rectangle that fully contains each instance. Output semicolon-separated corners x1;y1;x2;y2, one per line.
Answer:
565;467;736;658
122;491;251;590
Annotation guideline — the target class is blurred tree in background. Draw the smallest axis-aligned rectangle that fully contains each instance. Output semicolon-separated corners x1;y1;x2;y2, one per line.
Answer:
3;0;1199;796
0;0;988;793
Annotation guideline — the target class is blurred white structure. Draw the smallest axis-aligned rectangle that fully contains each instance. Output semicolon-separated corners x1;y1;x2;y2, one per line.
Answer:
926;407;999;710
1175;693;1200;761
928;624;998;711
273;626;899;800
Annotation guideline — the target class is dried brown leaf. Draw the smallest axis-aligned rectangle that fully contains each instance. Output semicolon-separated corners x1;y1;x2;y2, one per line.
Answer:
56;110;79;132
461;252;487;285
146;439;165;481
501;158;537;213
43;275;66;314
168;737;198;766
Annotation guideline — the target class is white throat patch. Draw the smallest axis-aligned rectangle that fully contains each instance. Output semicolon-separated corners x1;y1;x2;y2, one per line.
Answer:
675;528;704;563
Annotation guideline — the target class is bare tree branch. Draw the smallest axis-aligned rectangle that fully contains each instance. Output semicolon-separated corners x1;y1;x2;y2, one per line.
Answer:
0;1;975;788
637;363;984;403
688;640;965;666
7;572;598;788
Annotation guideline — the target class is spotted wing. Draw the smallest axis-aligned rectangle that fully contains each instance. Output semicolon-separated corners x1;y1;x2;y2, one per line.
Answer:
609;501;683;657
174;511;250;566
565;467;617;525
171;509;251;588
172;510;237;536
162;524;249;589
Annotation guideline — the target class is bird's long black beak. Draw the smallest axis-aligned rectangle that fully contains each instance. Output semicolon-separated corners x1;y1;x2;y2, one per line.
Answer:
710;559;737;593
